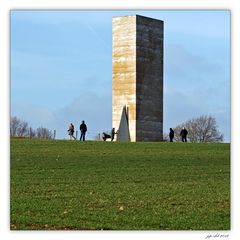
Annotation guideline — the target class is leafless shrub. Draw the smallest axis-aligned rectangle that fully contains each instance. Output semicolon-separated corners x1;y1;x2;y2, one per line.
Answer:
34;127;53;139
10;116;53;139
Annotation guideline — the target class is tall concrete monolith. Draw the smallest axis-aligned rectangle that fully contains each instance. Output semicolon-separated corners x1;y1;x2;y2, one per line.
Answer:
112;15;164;142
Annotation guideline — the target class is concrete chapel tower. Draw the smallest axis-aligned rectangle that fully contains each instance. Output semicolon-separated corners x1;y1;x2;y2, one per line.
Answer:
112;15;164;142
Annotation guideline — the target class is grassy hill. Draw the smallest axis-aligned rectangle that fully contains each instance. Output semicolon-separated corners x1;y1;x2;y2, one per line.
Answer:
10;139;230;230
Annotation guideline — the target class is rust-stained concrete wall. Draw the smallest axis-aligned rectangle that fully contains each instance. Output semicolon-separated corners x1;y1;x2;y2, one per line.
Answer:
112;15;163;142
112;15;137;141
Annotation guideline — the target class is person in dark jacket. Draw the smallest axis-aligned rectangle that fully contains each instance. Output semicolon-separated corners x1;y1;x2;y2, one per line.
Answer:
169;128;174;142
79;120;87;141
111;128;118;141
180;127;188;142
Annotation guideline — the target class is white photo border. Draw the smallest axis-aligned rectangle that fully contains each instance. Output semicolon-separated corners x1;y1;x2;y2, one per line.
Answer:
1;0;239;240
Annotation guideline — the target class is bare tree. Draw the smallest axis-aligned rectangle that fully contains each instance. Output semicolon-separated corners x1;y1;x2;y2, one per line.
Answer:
173;115;223;142
35;127;53;139
11;116;53;139
10;116;29;137
10;116;20;137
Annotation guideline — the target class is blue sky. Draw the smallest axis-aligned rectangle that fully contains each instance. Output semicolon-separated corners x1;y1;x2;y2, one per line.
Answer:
10;10;230;141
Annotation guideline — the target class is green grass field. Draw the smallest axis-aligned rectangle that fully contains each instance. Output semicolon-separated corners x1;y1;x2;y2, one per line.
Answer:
10;139;230;230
